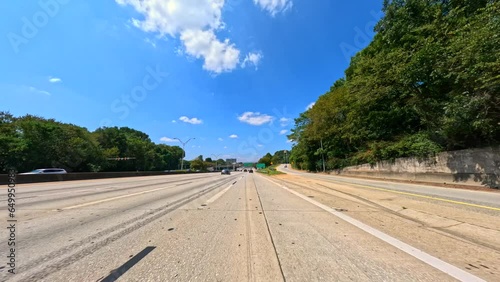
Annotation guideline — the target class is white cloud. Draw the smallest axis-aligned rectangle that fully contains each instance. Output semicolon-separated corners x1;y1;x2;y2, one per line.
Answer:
279;129;288;135
27;86;51;96
171;120;176;123
160;137;179;142
116;0;260;74
48;77;62;83
224;146;228;149
286;139;293;143
241;52;263;69
144;37;157;48
180;29;240;73
238;112;274;126
253;0;293;16
229;134;238;139
279;117;290;126
306;102;315;110
257;144;263;147
218;137;224;141
179;116;203;124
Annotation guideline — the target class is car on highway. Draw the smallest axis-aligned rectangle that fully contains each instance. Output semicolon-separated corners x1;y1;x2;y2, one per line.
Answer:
221;169;231;175
248;169;253;173
19;168;67;174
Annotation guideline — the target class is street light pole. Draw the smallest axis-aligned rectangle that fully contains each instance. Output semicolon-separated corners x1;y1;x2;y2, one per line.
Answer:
212;154;221;171
320;138;325;172
174;137;196;171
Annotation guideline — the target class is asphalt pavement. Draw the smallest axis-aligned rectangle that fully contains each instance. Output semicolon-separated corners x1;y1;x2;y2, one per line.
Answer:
0;171;495;281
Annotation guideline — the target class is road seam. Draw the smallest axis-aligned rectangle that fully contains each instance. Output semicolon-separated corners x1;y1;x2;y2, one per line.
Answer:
260;175;486;282
252;175;287;282
310;176;500;211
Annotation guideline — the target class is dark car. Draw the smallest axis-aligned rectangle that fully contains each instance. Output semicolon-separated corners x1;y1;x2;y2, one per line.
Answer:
243;169;247;172
221;169;230;175
248;169;253;173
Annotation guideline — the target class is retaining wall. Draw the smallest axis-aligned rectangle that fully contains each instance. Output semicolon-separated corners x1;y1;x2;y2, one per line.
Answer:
336;146;500;188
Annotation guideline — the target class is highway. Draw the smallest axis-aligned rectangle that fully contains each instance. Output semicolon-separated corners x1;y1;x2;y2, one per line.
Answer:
1;169;499;281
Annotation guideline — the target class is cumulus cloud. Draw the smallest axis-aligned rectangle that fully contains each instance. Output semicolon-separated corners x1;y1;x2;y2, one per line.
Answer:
229;134;238;139
218;137;224;141
306;102;315;110
179;116;203;124
160;137;179;142
279;129;288;135
116;0;261;73
238;112;273;126
180;29;240;73
171;120;176;123
48;77;61;83
253;0;293;16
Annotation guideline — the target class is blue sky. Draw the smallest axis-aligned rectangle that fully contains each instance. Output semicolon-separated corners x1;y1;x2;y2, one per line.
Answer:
0;0;382;162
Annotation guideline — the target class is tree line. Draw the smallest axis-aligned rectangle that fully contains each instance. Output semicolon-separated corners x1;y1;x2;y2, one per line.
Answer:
288;0;499;171
258;150;290;167
0;112;186;173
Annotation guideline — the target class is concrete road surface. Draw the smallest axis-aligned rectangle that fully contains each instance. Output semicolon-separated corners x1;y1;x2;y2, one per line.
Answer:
0;171;498;281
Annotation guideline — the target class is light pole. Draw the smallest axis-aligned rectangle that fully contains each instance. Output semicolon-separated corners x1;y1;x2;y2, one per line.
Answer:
284;150;288;164
212;154;222;171
174;137;196;171
320;138;326;172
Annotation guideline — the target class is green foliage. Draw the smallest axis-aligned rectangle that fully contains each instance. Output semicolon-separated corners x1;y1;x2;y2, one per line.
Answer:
0;113;184;173
257;165;284;175
258;153;273;167
290;1;499;171
190;158;206;171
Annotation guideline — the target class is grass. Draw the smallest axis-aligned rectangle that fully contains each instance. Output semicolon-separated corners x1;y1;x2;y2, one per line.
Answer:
256;165;285;175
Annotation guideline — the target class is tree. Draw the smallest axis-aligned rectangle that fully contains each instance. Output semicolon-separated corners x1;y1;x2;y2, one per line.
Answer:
258;153;273;167
190;157;206;171
289;1;499;171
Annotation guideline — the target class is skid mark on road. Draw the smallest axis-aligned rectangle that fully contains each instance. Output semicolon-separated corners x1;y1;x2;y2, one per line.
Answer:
54;186;175;211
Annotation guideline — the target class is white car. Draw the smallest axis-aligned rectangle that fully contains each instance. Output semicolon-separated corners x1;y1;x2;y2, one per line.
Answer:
19;168;67;175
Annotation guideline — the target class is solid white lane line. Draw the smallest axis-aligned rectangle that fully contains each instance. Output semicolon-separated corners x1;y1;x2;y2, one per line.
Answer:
205;185;233;204
54;186;172;211
262;176;486;282
205;175;244;204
